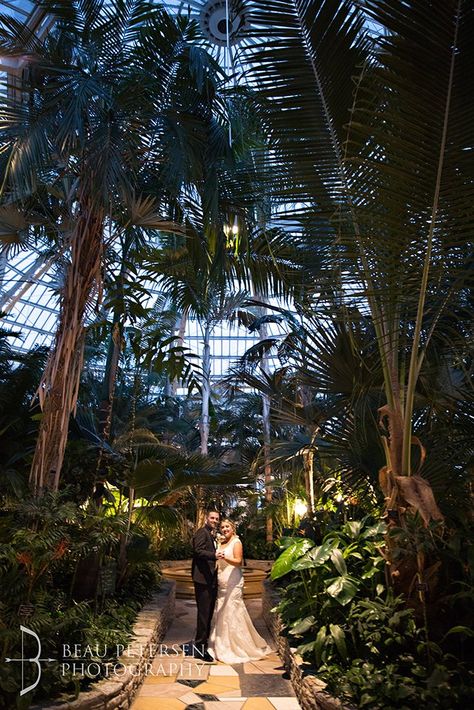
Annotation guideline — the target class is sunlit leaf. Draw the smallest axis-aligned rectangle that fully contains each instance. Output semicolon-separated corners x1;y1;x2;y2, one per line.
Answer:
270;538;314;580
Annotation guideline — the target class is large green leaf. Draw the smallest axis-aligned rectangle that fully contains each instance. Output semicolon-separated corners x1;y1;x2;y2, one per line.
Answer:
307;538;338;565
297;640;318;656
326;575;359;606
343;520;363;539
270;538;314;580
292;556;319;571
442;625;474;641
244;0;369;206
291;537;339;571
330;548;347;576
245;0;474;490
314;625;328;666
329;624;348;660
289;615;316;636
277;535;303;550
362;521;386;539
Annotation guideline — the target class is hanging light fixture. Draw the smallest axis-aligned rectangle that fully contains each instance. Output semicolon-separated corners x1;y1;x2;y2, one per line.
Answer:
223;215;239;234
224;215;239;249
199;0;250;47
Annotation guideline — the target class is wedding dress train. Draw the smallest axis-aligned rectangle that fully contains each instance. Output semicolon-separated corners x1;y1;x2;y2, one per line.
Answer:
207;536;272;664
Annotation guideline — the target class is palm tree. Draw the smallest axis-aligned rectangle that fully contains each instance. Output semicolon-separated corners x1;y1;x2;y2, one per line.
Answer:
147;244;248;523
231;297;474;530
140;93;301;516
0;326;47;497
244;0;474;527
0;0;228;492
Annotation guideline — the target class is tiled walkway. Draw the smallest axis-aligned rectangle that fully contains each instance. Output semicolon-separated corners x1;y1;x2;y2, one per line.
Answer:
131;596;300;710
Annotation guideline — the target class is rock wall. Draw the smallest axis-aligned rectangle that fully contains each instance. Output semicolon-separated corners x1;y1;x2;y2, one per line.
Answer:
32;580;176;710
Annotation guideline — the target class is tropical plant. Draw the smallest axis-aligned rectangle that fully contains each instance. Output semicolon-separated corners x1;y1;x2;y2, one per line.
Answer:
245;0;474;554
316;593;474;709
0;0;230;492
143;236;268;524
0;487;162;705
271;518;386;639
0;327;47;496
271;517;474;708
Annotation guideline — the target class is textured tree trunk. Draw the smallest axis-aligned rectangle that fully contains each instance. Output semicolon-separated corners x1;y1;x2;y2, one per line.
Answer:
299;384;316;517
98;318;122;439
171;308;188;395
262;390;273;542
98;250;133;436
199;320;211;456
256;298;273;542
196;320;212;526
303;447;315;517
30;208;104;493
0;246;8;292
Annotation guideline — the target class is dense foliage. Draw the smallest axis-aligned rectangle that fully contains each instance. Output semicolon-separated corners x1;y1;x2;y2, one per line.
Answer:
0;491;161;708
272;516;474;709
0;0;473;707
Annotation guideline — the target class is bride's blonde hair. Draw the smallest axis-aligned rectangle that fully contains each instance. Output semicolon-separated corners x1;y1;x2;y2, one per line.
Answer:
220;518;236;532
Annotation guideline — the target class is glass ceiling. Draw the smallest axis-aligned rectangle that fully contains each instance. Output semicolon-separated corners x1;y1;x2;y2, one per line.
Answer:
1;1;377;376
0;1;35;21
0;1;281;379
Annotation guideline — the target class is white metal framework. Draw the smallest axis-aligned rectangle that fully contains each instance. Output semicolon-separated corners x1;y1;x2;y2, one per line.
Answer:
0;1;278;380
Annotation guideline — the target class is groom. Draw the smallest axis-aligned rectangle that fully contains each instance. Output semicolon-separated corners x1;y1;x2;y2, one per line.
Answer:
185;508;224;662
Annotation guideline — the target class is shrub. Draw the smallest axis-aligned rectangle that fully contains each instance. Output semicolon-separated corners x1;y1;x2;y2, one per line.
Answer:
271;517;474;708
0;492;161;707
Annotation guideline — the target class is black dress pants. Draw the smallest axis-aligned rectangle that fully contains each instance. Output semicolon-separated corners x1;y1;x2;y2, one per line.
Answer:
194;581;217;655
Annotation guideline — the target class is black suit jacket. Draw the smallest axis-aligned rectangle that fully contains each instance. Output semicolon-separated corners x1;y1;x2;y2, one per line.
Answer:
192;525;217;586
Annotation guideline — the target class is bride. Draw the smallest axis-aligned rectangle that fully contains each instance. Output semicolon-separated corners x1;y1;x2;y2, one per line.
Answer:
207;519;272;664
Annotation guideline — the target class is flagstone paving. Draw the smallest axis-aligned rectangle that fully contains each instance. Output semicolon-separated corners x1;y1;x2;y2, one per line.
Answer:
131;597;300;710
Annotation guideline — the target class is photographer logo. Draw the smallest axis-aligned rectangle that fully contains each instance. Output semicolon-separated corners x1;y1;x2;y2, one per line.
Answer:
4;625;56;696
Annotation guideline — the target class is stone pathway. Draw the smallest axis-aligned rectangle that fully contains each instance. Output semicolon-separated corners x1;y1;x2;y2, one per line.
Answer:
131;596;300;710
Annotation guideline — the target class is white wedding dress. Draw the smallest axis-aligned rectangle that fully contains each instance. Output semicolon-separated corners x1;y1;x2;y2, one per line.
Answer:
207;536;272;664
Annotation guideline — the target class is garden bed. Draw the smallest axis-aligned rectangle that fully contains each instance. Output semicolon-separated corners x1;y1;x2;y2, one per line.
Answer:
31;580;176;710
262;580;352;710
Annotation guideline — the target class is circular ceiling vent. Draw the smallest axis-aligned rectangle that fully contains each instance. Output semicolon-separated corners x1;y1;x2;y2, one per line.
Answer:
199;0;250;47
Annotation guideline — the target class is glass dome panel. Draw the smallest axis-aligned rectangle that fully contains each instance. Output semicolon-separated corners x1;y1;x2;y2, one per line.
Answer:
0;0;287;377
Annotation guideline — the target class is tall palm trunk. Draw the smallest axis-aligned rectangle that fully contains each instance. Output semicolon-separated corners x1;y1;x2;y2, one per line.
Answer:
256;301;273;542
30;206;104;493
94;315;123;486
196;319;211;526
200;320;212;456
98;319;122;436
0;246;8;291
299;384;316;516
262;391;273;542
98;254;131;438
170;308;188;396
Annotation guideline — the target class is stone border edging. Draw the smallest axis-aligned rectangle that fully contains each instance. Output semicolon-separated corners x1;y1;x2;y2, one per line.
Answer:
160;558;273;572
262;580;352;710
32;579;176;710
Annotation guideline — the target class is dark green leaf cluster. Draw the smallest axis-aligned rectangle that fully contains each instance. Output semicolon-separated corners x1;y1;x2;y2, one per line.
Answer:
271;516;473;708
0;489;161;706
